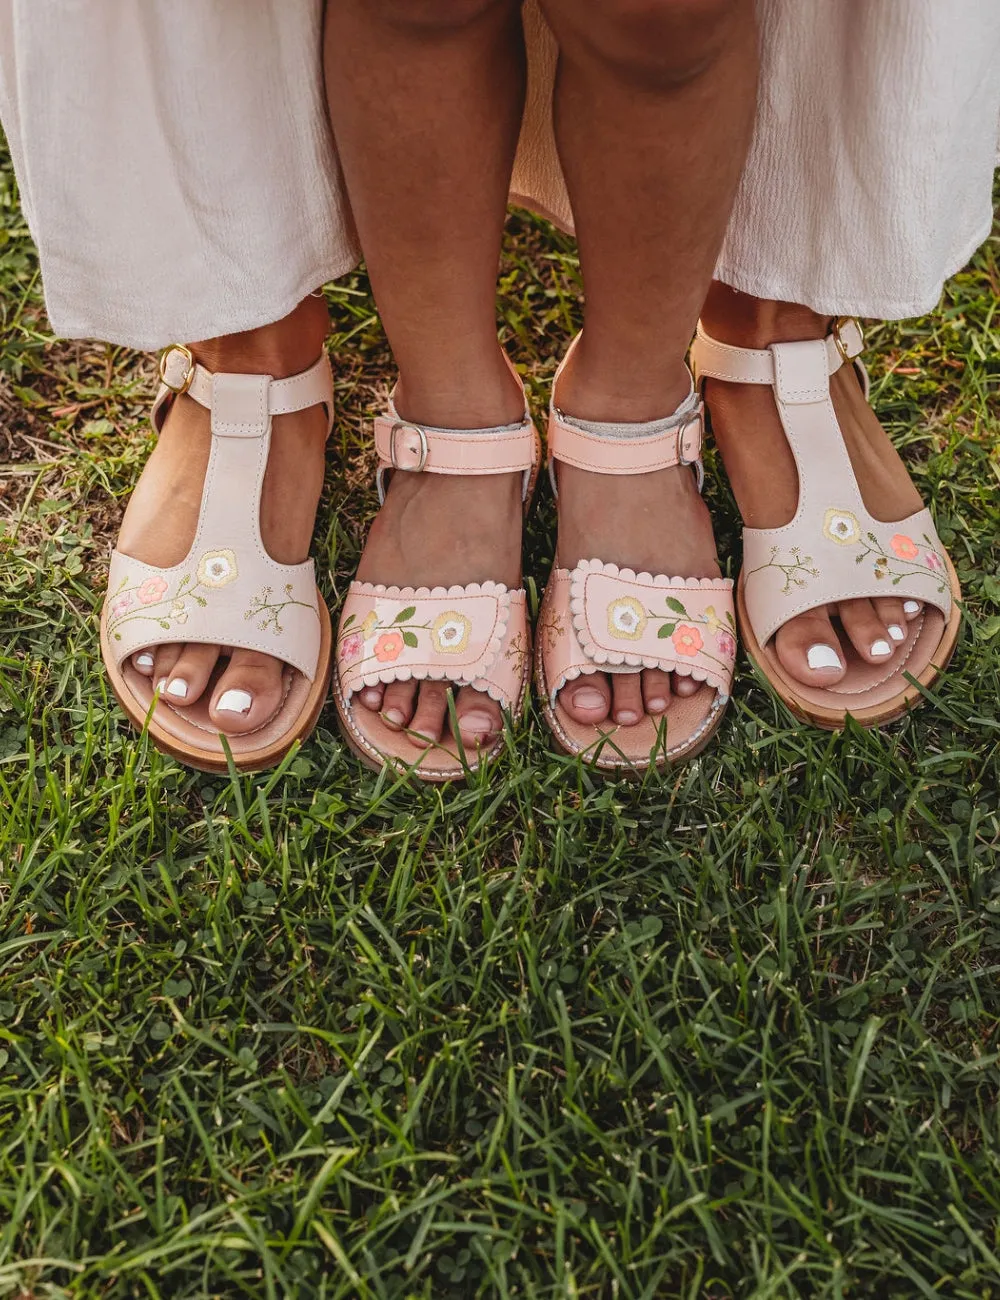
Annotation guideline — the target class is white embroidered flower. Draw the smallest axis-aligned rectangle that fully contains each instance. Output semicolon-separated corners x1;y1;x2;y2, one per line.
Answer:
431;611;471;654
607;596;647;640
823;509;861;546
197;548;239;588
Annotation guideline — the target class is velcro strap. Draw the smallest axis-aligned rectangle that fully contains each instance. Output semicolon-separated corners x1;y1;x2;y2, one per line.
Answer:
547;406;703;475
373;416;536;475
690;319;864;388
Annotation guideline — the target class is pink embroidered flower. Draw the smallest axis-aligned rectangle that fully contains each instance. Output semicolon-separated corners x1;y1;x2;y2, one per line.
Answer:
110;594;133;618
716;630;737;660
339;631;363;664
672;624;703;657
137;576;168;605
890;534;918;561
925;550;944;571
374;631;404;663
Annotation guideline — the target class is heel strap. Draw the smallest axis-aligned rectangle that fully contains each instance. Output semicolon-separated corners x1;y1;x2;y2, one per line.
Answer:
156;346;335;437
690;318;864;389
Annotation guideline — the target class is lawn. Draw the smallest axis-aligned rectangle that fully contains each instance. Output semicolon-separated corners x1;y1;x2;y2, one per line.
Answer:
2;136;1000;1299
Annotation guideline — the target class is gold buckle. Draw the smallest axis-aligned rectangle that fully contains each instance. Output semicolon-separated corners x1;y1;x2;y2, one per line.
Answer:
832;317;864;364
158;344;196;395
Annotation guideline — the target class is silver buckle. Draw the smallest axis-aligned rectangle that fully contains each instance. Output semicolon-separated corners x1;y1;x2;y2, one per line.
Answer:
389;420;429;472
676;409;703;467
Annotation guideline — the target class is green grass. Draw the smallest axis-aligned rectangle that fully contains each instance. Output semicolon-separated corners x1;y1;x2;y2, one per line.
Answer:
2;138;1000;1298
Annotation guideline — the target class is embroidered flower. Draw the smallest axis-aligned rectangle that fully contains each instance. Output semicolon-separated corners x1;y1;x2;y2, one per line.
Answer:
374;631;405;663
823;509;861;546
716;630;737;660
890;534;918;561
607;596;647;640
672;624;703;657
110;594;133;619
925;550;944;571
432;611;472;654
360;610;379;640
339;631;364;664
197;549;239;588
873;557;890;580
704;605;725;636
171;600;189;626
137;576;168;605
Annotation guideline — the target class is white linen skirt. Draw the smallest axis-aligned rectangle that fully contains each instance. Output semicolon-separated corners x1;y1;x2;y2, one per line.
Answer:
1;0;998;350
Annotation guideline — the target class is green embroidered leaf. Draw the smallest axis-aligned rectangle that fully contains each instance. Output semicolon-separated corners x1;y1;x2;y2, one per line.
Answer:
342;614;356;630
657;623;676;639
665;597;687;615
402;631;418;648
394;606;416;624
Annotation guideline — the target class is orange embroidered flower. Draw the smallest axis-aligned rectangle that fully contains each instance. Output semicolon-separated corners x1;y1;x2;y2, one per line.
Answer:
374;631;404;663
890;534;918;561
672;624;703;657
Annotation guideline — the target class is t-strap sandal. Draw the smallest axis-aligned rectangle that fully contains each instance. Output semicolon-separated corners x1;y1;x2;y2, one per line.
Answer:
100;345;335;772
333;365;540;782
536;345;737;772
690;317;961;728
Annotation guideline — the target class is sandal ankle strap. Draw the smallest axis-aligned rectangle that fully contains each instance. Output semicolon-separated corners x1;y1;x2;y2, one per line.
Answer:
547;403;704;476
690;317;864;389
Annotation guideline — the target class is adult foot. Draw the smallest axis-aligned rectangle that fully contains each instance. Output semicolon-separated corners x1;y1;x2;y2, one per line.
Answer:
553;342;723;729
700;283;924;690
122;297;331;735
352;353;526;750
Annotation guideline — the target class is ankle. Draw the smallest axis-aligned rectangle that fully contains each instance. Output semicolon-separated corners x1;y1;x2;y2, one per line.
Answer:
556;336;692;423
701;282;830;350
190;294;330;379
393;351;525;429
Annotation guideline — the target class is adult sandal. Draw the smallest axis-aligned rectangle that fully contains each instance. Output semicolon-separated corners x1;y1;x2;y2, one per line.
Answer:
333;361;540;781
690;317;961;729
100;345;335;772
536;341;737;772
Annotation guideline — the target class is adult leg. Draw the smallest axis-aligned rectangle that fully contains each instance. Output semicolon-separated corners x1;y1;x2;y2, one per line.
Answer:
324;0;528;748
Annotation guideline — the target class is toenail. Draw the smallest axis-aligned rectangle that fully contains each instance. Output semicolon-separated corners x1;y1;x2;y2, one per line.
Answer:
383;707;406;728
870;639;891;658
166;678;188;699
135;653;154;671
216;689;253;715
615;710;640;726
460;711;496;740
903;600;920;615
573;687;607;710
646;697;667;713
888;624;905;642
806;644;842;672
156;677;168;694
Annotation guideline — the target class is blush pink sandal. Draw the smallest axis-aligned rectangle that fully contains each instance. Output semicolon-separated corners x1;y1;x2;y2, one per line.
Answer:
690;317;961;729
100;345;335;773
333;364;540;781
536;346;737;772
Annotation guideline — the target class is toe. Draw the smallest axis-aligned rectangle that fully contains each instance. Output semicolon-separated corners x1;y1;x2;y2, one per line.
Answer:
455;685;502;749
672;674;700;699
838;598;895;664
610;672;644;726
558;673;612;725
209;649;286;735
409;681;450;747
642;668;672;715
774;606;847;687
359;685;385;712
152;644;182;695
873;597;908;646
380;681;417;730
160;643;221;707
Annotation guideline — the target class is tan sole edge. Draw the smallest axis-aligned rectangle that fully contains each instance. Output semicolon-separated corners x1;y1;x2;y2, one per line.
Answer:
534;637;727;775
100;592;333;774
736;557;963;730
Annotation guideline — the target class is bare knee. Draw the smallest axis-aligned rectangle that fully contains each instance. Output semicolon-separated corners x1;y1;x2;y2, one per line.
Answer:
365;0;520;36
541;0;749;90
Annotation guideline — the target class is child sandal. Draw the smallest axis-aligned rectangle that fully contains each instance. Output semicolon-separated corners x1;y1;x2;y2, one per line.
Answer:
690;317;961;728
536;344;737;772
100;345;335;773
333;363;540;781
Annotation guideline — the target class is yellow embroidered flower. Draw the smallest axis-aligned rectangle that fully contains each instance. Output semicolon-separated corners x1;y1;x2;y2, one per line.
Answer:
360;610;379;640
823;509;861;546
197;548;238;588
432;611;472;654
704;604;725;635
606;596;646;640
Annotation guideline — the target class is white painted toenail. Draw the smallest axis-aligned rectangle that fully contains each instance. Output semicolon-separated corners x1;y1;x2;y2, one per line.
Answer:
166;678;188;699
807;645;842;672
383;708;406;728
888;624;905;642
135;653;154;671
903;600;920;615
573;688;607;710
156;678;168;694
616;710;640;726
216;689;252;715
870;640;891;658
